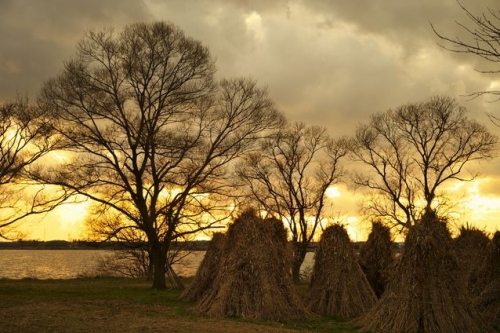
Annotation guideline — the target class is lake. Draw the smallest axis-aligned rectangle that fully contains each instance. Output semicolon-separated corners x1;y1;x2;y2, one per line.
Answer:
0;250;315;279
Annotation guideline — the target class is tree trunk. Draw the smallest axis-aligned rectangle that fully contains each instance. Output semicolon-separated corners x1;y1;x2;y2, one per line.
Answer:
150;244;167;290
292;243;308;283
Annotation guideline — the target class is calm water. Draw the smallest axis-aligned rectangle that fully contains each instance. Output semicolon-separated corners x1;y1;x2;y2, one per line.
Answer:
0;250;315;280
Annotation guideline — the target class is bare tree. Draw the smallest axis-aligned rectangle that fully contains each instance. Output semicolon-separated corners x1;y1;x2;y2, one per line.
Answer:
35;22;284;289
432;1;500;125
236;122;350;282
0;98;68;238
351;95;497;230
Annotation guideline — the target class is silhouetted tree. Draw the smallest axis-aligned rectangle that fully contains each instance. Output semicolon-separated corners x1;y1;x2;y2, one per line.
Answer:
0;98;68;238
432;2;500;125
351;96;497;229
236;122;350;282
35;22;284;289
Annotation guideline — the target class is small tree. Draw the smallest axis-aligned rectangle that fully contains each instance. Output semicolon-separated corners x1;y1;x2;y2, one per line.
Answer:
0;98;68;238
351;95;497;229
35;22;284;290
236;122;350;282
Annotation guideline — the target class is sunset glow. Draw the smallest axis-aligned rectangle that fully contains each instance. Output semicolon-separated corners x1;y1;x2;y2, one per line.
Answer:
15;163;500;241
325;186;341;199
2;0;500;241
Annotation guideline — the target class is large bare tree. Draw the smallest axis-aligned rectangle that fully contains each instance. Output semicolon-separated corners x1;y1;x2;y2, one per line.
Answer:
36;22;284;289
0;98;68;238
432;2;500;125
351;95;497;229
236;122;350;282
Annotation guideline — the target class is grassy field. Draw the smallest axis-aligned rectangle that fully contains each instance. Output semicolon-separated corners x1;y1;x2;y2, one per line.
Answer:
0;277;359;333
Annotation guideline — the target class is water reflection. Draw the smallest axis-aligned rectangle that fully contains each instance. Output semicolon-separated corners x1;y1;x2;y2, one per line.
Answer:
0;250;314;279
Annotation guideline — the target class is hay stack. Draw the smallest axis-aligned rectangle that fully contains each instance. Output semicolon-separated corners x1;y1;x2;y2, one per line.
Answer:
356;210;494;333
307;224;377;317
474;231;500;293
477;280;500;327
476;231;500;326
359;221;393;298
180;233;226;301
194;209;312;320
453;226;490;295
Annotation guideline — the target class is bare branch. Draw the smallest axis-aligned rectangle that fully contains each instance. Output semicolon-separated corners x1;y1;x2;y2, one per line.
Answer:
432;1;500;107
36;22;284;289
351;95;497;229
0;98;69;238
236;122;350;282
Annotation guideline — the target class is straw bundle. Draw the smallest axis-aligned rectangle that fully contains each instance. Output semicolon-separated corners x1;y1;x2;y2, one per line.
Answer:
475;231;500;327
180;233;226;301
453;226;490;295
194;209;312;320
355;210;494;333
307;224;377;317
359;221;393;298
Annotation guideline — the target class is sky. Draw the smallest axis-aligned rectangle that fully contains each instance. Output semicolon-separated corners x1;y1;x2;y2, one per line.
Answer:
1;0;500;240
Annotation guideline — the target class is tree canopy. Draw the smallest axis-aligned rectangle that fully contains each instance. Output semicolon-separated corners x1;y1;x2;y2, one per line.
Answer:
351;95;497;229
35;21;284;289
236;122;351;282
0;98;68;239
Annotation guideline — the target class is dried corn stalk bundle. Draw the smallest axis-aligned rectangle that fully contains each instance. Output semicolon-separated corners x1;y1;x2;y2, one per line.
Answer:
194;209;312;320
356;210;494;333
359;221;394;298
475;231;500;327
180;233;226;301
308;224;377;317
453;226;490;295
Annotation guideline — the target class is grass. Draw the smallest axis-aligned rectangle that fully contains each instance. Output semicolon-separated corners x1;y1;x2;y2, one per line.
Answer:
0;277;359;333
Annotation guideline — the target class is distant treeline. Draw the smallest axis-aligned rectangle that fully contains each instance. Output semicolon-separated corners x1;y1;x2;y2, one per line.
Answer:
0;239;403;251
0;240;211;251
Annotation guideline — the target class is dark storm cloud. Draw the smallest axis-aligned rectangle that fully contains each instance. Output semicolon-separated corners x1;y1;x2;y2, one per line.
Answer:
0;0;151;100
2;1;498;115
0;0;494;142
1;0;499;131
305;0;499;49
278;0;500;128
143;0;500;134
2;0;499;235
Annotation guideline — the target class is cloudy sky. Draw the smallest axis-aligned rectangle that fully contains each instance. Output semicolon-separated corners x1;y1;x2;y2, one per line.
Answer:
1;0;500;240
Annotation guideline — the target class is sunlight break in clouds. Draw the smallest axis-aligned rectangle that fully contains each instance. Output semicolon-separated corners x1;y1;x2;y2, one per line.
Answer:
447;178;500;234
245;11;265;42
326;186;341;199
53;197;90;240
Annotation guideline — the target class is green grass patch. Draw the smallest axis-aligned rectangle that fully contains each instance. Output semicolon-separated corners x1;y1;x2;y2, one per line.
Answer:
0;277;359;333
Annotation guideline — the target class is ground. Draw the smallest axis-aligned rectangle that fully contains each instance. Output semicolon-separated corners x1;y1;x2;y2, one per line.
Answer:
0;278;357;333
